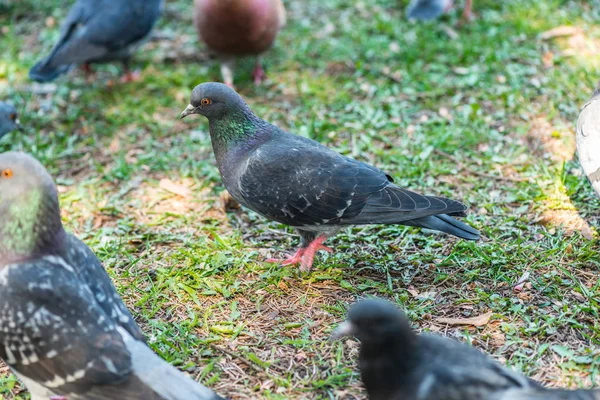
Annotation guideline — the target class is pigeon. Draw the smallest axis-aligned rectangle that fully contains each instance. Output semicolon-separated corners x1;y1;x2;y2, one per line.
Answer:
193;0;286;87
180;83;479;272
29;0;163;83
406;0;473;22
576;84;600;197
0;102;21;139
0;151;225;400
332;298;600;400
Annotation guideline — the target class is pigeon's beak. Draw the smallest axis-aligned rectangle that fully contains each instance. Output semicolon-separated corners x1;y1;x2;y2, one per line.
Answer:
330;321;355;340
180;104;196;119
15;119;23;131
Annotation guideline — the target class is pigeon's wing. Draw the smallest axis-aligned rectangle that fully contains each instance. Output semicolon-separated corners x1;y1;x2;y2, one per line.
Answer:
415;362;531;400
237;137;464;227
37;1;109;69
39;0;159;67
62;234;146;342
576;95;600;196
0;256;137;395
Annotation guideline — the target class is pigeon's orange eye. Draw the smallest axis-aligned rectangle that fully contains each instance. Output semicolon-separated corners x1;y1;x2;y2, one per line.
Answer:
9;113;16;121
2;169;12;178
201;98;211;106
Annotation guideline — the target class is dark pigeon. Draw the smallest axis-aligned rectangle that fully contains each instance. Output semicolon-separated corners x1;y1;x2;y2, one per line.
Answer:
180;83;480;272
576;84;600;197
29;0;162;83
0;152;225;400
193;0;286;87
0;102;21;139
332;298;600;400
406;0;473;22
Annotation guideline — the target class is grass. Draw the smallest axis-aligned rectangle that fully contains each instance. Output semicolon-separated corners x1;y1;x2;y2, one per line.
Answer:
1;0;600;398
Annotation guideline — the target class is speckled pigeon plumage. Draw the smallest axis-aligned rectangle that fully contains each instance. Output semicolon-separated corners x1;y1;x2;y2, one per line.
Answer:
0;152;224;400
332;298;600;400
193;0;286;87
181;83;479;272
29;0;162;83
0;102;20;139
576;85;600;197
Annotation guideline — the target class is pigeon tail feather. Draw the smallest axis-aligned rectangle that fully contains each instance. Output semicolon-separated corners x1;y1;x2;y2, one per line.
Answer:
407;214;480;240
29;59;72;83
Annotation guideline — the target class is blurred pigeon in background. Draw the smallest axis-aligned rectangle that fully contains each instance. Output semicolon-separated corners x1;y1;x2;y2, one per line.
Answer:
0;152;225;400
193;0;286;87
181;83;479;272
406;0;473;22
29;0;162;83
0;102;21;138
576;85;600;197
332;298;600;400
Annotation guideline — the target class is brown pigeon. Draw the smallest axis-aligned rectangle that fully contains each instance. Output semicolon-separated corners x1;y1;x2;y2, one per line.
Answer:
193;0;286;87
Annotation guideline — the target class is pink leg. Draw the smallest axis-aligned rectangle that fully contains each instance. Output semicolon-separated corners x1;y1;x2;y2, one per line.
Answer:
462;0;473;21
300;236;333;272
252;58;266;85
265;235;333;272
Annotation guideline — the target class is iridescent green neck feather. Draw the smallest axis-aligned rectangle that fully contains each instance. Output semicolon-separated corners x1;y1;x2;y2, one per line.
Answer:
208;109;263;162
0;184;65;264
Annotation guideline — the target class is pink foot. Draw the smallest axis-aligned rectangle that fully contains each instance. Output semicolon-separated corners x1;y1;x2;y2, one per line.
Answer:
266;236;333;273
120;69;142;83
267;248;305;265
252;62;266;85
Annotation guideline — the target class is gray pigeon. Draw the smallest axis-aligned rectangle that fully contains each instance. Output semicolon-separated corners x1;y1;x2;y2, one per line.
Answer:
180;83;479;272
406;0;473;22
0;102;21;139
29;0;162;83
576;85;600;197
332;298;600;400
0;152;224;400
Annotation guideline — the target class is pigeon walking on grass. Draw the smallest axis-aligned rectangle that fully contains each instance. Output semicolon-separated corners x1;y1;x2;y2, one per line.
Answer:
29;0;162;83
193;0;286;87
180;83;479;272
0;102;21;139
576;85;600;197
0;152;224;400
332;298;600;400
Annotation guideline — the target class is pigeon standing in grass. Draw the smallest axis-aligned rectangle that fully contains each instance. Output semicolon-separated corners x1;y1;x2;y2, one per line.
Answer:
0;102;21;139
29;0;162;83
406;0;473;22
180;83;479;272
0;152;224;400
193;0;286;87
332;298;600;400
576;85;600;197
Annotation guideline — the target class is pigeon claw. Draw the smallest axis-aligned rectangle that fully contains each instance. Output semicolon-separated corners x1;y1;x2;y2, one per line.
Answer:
266;248;305;266
266;236;333;272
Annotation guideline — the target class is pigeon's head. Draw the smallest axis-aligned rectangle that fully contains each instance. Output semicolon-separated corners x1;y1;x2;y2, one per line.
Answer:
0;152;63;260
0;102;21;138
180;82;248;121
331;298;416;345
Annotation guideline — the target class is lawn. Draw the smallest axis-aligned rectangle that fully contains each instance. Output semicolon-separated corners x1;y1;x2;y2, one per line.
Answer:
1;0;600;398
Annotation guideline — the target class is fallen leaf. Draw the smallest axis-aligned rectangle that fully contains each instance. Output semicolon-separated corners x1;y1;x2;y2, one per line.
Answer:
436;311;492;327
159;178;191;198
540;26;580;40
